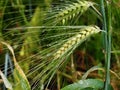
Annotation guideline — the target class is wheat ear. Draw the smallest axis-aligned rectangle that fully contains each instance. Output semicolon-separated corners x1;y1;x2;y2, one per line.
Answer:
54;26;101;59
56;0;94;24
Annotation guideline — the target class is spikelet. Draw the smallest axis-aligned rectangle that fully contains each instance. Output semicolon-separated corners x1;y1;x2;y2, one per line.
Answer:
56;0;94;24
54;26;101;59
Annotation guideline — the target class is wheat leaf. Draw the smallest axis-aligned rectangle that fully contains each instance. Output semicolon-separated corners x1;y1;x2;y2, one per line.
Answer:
0;70;13;90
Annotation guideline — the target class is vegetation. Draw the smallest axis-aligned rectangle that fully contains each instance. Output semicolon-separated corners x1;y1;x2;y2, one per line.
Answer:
0;0;120;90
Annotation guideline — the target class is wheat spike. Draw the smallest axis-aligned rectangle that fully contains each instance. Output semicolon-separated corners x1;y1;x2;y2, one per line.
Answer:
54;26;101;59
56;0;94;24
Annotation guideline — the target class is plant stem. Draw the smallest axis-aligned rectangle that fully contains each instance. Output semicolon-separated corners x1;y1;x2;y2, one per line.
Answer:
29;0;32;16
100;0;112;90
106;1;112;89
101;0;108;48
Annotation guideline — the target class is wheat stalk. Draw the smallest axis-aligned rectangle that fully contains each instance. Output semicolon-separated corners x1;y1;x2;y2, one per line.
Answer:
56;0;94;24
54;26;101;59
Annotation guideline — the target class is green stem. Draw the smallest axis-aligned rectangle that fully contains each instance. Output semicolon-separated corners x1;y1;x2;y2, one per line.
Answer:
101;0;108;48
106;1;112;89
100;0;112;90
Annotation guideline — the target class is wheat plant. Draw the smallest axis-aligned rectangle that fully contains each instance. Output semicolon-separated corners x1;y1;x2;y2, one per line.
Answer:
1;0;120;90
54;26;101;59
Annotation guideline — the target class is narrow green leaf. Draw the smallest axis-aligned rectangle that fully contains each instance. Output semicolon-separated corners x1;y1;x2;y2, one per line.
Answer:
13;68;31;90
61;79;104;90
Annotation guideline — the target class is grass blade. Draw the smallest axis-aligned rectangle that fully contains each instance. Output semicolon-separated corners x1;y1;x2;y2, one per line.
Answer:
0;70;13;90
61;79;104;90
1;41;31;90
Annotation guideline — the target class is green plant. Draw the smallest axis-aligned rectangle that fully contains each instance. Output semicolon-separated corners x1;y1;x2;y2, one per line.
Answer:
0;0;120;90
100;0;112;89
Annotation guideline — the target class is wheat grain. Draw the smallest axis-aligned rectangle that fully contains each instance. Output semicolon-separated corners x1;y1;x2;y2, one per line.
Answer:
54;26;101;59
56;0;94;24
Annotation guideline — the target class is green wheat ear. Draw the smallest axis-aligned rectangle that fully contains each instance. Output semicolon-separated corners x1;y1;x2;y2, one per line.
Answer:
56;0;94;24
54;26;101;59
